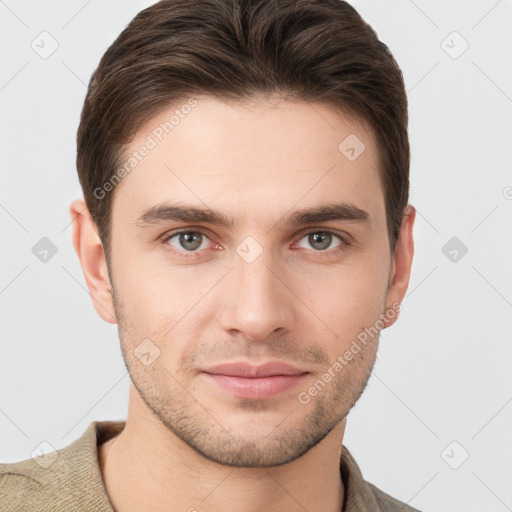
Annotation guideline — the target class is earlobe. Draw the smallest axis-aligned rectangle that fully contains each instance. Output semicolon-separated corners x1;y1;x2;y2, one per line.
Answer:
69;198;117;325
383;204;416;329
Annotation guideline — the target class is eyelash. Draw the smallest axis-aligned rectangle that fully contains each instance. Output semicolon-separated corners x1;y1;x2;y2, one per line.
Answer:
160;229;350;258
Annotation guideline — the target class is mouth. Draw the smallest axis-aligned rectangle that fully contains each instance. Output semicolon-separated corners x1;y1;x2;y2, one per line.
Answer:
200;361;309;400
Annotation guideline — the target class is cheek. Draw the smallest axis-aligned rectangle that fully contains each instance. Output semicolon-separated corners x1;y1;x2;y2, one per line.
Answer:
112;262;174;343
112;262;223;359
296;258;389;345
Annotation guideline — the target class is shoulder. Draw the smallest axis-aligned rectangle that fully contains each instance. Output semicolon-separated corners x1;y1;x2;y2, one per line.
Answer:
0;420;123;512
340;445;422;512
366;481;422;512
0;455;63;511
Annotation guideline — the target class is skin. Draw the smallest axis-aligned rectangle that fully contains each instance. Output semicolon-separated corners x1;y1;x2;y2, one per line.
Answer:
70;95;415;512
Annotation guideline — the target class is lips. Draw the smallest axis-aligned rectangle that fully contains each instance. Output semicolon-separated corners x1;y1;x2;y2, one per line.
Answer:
201;361;309;400
203;361;307;378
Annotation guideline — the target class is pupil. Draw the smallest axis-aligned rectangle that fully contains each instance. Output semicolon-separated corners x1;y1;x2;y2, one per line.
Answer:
310;232;331;250
180;232;201;250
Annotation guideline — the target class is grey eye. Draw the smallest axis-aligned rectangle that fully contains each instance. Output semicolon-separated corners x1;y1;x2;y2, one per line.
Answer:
168;232;208;251
297;232;342;251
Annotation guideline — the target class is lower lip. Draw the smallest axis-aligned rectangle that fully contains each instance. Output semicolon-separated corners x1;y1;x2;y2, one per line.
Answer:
201;373;309;400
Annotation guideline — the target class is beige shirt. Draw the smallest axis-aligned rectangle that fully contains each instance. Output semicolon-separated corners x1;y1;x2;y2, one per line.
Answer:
0;421;421;511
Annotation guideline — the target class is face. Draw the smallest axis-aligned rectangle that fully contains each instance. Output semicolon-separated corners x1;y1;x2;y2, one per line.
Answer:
96;96;408;467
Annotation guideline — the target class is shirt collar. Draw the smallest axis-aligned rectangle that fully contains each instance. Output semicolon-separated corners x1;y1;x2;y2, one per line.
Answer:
66;420;386;511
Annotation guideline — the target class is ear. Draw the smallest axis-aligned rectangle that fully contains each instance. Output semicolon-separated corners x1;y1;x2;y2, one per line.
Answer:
69;198;117;324
383;204;415;328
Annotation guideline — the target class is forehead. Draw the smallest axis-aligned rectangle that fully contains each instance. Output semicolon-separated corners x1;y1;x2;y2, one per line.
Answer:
111;96;384;229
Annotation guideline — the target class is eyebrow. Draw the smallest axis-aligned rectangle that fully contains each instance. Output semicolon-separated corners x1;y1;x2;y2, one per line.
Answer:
285;203;370;226
136;204;234;229
135;202;370;229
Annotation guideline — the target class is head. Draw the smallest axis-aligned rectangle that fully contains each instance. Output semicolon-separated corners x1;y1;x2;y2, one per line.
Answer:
71;0;415;467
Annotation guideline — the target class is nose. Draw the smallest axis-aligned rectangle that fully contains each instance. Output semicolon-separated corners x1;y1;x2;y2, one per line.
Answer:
217;245;296;342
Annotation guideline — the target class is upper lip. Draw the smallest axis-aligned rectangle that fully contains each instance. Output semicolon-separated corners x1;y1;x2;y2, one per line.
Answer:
202;361;308;378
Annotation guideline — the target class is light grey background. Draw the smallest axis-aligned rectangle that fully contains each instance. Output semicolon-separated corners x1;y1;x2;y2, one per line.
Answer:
1;1;511;510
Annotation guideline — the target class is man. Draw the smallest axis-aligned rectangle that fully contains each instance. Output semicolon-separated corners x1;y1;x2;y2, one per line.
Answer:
1;0;418;510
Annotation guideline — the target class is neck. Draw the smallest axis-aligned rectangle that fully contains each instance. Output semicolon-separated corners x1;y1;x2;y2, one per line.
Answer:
99;389;346;512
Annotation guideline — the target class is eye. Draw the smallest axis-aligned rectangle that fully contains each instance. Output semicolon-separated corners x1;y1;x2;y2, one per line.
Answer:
164;230;212;252
296;231;344;252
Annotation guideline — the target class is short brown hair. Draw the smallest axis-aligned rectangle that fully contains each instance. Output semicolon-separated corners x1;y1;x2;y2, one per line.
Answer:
76;0;409;268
